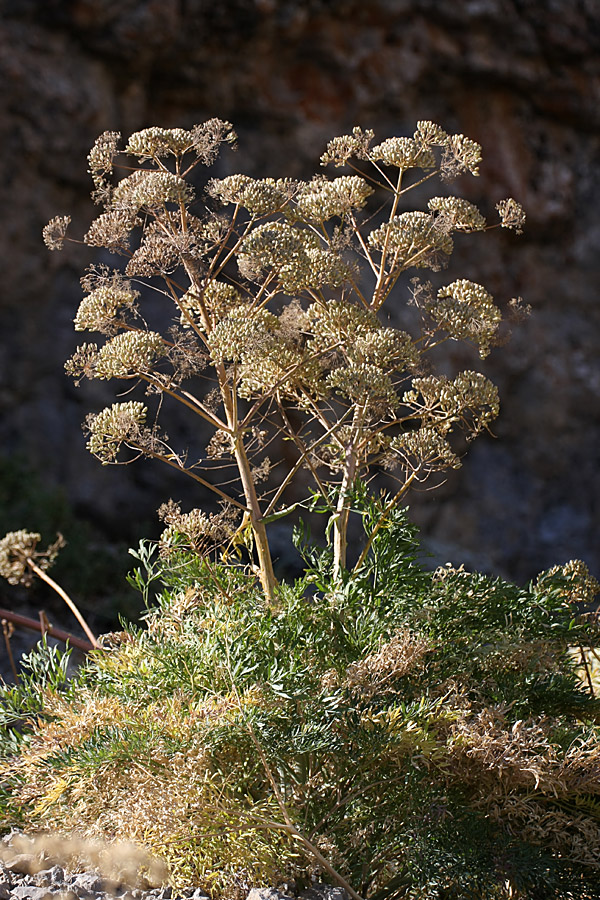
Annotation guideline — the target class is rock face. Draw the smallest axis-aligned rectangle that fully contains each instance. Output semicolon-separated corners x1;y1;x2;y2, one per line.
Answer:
0;0;599;587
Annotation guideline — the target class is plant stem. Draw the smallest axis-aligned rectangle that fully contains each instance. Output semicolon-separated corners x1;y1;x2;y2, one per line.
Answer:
27;560;99;649
332;451;357;578
333;405;365;577
231;436;277;606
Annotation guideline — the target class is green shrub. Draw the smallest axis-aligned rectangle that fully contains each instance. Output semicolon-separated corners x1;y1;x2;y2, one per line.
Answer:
1;488;599;899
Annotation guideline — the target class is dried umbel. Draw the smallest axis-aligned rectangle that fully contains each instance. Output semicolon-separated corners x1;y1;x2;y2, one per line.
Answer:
158;499;235;557
496;197;527;233
428;196;486;232
0;530;63;586
370;136;436;170
208;174;295;216
47;117;525;600
294;175;374;222
368;211;454;271
74;285;139;333
0;530;98;645
86;401;148;463
42;215;70;250
429;280;501;358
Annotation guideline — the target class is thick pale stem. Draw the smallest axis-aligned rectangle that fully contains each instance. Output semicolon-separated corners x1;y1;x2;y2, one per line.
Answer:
333;402;366;577
179;274;277;605
232;438;277;606
28;560;100;649
332;445;358;578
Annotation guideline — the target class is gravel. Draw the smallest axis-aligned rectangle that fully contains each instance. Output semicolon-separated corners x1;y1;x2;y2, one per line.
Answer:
0;832;347;900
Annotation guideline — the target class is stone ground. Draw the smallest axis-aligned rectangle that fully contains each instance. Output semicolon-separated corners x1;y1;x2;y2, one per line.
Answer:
0;832;346;900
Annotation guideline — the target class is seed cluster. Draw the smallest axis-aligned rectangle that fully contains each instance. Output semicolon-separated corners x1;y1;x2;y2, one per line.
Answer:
431;279;501;357
95;332;165;379
294;176;374;222
371;136;435;170
74;287;139;333
209;175;294;216
86;401;148;463
428;196;486;232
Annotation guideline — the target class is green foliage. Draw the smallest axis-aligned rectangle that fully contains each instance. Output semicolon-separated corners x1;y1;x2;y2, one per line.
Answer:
2;487;599;899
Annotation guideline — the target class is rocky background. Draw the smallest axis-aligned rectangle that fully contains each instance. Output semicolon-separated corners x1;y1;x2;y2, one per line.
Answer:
0;0;599;648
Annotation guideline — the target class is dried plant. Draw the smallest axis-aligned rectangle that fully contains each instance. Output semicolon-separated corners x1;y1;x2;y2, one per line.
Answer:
45;119;525;602
0;531;98;647
4;119;599;900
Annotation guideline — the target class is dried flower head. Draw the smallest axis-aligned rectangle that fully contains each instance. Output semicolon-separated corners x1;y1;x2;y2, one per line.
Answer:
86;401;148;463
353;327;419;370
42;216;71;251
64;342;99;383
496;198;526;234
179;281;242;329
294;176;374;223
88;130;121;194
368;211;454;271
161;326;208;385
0;530;41;585
430;279;501;357
84;208;140;251
404;370;499;437
507;296;532;323
370;136;435;170
309;298;378;341
125;225;181;277
0;530;64;586
251;457;272;484
125;127;193;160
206;430;234;459
190;118;237;165
442;133;483;179
74;286;139;333
390;427;461;472
208;175;294;216
207;306;279;363
238;221;315;276
326;362;397;408
112;170;194;212
413;120;449;148
279;247;355;293
238;336;310;400
428;196;486;232
95;331;165;379
158;500;235;557
320;126;375;167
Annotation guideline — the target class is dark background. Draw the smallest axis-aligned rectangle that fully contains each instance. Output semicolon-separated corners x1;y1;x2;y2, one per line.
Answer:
0;0;599;650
